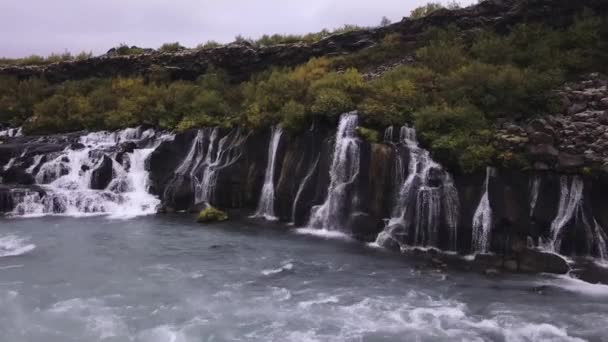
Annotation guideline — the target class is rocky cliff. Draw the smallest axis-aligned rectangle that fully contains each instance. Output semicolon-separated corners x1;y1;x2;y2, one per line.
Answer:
2;112;608;274
1;0;606;83
497;74;608;176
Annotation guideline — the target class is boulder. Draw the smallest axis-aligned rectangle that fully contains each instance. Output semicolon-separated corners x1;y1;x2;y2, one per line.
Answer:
558;152;585;169
347;211;378;241
197;205;228;223
116;141;137;165
518;249;569;274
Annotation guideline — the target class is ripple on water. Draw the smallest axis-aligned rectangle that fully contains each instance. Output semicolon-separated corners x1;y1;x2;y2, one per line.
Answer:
261;261;294;276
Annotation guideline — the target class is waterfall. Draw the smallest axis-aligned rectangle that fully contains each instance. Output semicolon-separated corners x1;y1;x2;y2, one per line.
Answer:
544;176;608;259
9;127;170;218
471;167;494;253
291;156;320;224
194;128;243;204
548;177;583;253
529;175;541;216
376;125;460;250
307;113;360;231
383;126;394;142
252;126;283;220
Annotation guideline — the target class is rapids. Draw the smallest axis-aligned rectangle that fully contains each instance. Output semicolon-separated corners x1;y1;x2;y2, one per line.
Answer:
0;216;606;342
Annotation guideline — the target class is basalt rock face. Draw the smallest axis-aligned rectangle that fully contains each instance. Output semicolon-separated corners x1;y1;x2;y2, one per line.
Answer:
2;121;608;269
149;118;608;263
2;0;606;83
496;74;608;175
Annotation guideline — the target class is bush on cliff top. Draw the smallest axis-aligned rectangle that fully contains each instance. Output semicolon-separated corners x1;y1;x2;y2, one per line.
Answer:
0;11;605;173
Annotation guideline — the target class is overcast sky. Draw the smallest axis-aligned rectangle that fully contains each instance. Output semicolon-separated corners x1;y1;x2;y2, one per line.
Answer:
0;0;476;58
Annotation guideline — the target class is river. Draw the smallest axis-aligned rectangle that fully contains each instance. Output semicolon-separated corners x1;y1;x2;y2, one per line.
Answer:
1;215;607;341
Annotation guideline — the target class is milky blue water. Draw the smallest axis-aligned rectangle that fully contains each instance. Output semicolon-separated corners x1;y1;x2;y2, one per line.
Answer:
0;215;607;341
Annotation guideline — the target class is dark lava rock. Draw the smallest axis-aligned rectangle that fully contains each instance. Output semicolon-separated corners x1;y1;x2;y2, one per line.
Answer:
1;167;35;185
347;211;378;241
90;155;113;190
518;249;569;274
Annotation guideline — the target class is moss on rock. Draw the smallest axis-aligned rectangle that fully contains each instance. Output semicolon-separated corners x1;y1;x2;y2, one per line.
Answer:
197;206;228;223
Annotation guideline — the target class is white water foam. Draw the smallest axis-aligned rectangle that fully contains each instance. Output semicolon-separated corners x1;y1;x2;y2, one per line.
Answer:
295;228;353;241
542;274;608;297
9;127;169;219
0;234;36;257
0;127;22;138
262;262;294;276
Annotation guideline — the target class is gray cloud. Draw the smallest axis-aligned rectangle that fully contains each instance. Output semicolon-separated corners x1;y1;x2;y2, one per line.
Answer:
0;0;475;58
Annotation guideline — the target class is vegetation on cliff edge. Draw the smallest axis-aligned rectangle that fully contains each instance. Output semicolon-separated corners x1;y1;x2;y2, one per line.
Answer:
0;10;606;173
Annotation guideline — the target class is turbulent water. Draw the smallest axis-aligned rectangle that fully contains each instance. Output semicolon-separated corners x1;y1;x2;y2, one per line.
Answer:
9;127;172;219
0;216;607;342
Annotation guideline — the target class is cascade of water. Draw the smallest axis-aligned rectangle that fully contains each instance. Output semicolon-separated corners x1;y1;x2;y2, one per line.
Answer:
529;175;541;216
471;167;494;253
593;220;608;260
10;127;166;218
383;126;394;143
3;158;16;171
307;113;360;231
176;129;207;176
0;127;22;138
25;155;44;174
545;176;608;259
194;128;243;204
376;124;460;250
547;177;583;253
252;126;283;220
291;156;320;224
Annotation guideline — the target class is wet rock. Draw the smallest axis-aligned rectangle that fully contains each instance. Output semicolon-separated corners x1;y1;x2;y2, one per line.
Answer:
90;155;113;190
527;144;559;164
558;152;585;169
70;142;85;150
116;141;137;165
529;132;554;145
348;211;378;242
518;249;569;274
1;167;35;185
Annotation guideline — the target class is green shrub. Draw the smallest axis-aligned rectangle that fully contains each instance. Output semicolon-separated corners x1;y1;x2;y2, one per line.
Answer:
197;41;222;50
410;2;444;19
414;104;493;172
197;206;229;223
158;42;186;53
416;26;466;73
356;126;379;143
280;100;308;133
113;44;146;56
